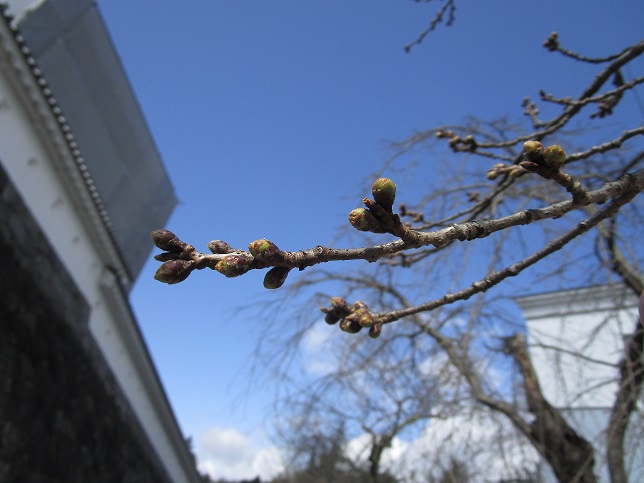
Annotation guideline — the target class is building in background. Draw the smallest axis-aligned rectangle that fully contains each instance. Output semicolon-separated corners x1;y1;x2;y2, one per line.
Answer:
517;284;642;483
0;0;201;481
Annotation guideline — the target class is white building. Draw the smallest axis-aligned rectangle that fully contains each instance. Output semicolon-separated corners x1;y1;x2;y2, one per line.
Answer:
517;285;643;482
0;0;201;481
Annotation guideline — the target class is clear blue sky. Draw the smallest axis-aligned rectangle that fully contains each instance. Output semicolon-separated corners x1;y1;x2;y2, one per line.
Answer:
97;1;643;479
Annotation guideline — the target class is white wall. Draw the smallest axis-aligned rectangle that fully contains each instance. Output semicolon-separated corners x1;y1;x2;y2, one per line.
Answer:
517;285;642;482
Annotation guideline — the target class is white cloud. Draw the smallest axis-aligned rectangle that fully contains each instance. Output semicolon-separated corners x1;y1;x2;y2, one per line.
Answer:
301;323;338;376
338;409;538;482
197;427;285;481
384;411;539;481
195;409;537;481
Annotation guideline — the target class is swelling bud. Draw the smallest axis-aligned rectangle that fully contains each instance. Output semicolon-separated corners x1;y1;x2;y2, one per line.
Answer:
151;229;187;252
371;178;397;209
543;145;567;169
348;208;380;232
340;318;362;334
215;254;253;278
154;259;195;284
522;141;544;162
248;238;283;262
208;240;233;254
263;266;291;289
368;323;382;339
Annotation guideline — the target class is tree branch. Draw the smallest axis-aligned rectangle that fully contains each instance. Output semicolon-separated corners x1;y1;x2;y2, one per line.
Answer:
370;172;642;327
505;334;597;483
152;169;644;289
606;290;644;483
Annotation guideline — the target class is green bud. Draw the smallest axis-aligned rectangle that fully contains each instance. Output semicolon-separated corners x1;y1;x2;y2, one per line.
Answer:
348;208;380;232
207;240;233;254
543;145;567;169
248;239;283;262
151;229;186;252
154;259;195;284
215;254;253;278
522;141;544;162
356;308;374;328
371;178;397;209
263;266;291;289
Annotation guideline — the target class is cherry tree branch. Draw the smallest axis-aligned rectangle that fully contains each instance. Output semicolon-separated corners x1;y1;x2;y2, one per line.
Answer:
404;0;456;53
320;168;642;334
152;167;643;292
504;333;597;483
468;38;644;150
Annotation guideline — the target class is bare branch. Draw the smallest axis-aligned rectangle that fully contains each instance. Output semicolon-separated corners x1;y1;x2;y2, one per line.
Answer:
606;290;644;483
404;0;456;53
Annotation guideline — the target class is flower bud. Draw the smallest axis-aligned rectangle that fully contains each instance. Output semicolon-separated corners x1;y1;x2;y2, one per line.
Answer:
544;32;559;51
348;208;380;232
331;297;351;315
208;240;233;254
248;239;283;262
154;259;195;284
352;301;368;310
215;254;253;278
543;145;567;169
355;308;374;328
151;229;186;252
154;252;178;262
368;323;382;339
371;178;397;209
263;266;291;289
486;163;505;180
323;311;341;325
340;317;362;334
522;141;544;162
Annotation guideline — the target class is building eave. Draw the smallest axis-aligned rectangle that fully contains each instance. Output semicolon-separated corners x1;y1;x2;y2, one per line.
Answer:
0;1;130;286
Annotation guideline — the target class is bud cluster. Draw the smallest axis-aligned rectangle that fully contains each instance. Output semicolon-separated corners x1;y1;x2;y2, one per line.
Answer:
435;129;478;153
519;141;567;175
544;31;559;52
152;230;198;284
486;163;527;180
152;231;295;288
320;298;383;338
522;97;540;119
348;178;397;234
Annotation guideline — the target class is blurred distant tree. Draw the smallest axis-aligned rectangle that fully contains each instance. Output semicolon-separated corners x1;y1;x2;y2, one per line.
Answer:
152;16;643;483
270;422;398;483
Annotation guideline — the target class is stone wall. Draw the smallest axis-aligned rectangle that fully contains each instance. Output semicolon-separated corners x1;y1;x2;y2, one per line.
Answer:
0;162;173;483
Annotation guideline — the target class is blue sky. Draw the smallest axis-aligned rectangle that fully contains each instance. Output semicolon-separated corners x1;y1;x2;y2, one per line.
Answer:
97;1;643;479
